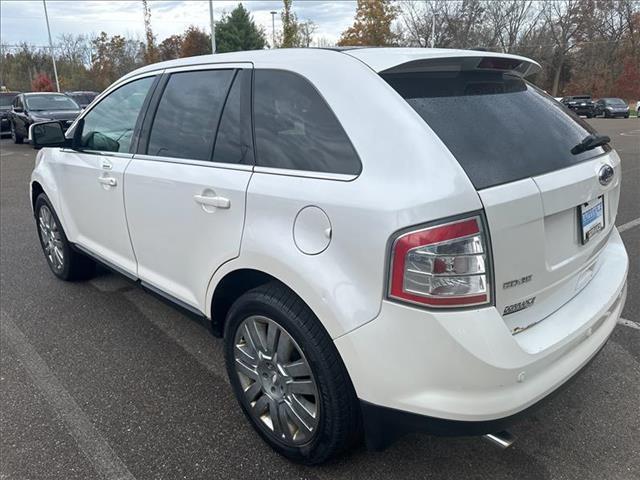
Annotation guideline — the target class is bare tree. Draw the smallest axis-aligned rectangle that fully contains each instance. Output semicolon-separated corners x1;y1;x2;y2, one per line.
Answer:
298;20;318;47
484;1;541;53
542;0;586;96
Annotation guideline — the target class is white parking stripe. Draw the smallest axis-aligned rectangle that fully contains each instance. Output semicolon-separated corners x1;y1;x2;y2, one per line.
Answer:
0;311;136;480
618;318;640;331
618;217;640;233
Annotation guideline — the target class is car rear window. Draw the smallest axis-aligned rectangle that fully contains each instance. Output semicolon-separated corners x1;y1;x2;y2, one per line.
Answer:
382;70;603;189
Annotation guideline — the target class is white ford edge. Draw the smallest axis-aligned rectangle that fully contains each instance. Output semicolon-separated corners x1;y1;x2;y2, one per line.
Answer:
29;48;628;464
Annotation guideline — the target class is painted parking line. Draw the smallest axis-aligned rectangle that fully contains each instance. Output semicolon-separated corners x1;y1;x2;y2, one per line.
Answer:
618;318;640;331
618;217;640;234
0;311;136;480
620;129;640;137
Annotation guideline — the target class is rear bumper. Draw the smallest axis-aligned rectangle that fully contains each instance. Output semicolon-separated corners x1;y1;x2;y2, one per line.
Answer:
360;335;609;450
335;228;627;445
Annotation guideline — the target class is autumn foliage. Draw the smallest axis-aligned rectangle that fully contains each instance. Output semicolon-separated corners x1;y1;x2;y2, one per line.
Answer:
338;0;398;47
31;73;54;92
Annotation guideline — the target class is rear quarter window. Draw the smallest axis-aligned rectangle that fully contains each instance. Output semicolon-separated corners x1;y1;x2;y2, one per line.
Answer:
253;69;361;175
382;70;603;189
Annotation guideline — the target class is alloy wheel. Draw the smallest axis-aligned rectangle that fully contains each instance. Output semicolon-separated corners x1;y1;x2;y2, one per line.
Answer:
38;205;65;272
233;315;319;446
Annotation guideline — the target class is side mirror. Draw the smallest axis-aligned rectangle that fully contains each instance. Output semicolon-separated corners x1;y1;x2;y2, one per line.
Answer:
30;121;68;149
13;106;23;113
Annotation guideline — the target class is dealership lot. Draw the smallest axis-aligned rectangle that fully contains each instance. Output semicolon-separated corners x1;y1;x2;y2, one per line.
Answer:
1;119;638;479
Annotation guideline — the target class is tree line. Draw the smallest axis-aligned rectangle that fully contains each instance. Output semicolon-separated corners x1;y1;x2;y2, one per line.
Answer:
1;1;638;99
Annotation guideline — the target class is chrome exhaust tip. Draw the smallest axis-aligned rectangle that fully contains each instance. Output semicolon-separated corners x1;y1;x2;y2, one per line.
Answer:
483;430;516;449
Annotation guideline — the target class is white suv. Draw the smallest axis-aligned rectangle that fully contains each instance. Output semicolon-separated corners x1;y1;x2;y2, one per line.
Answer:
30;48;628;464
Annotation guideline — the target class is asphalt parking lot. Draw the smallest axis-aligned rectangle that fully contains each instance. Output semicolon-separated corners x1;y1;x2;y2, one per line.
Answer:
0;118;638;480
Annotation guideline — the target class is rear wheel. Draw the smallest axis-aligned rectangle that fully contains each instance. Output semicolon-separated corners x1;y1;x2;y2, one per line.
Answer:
224;282;361;464
35;193;95;280
10;122;23;144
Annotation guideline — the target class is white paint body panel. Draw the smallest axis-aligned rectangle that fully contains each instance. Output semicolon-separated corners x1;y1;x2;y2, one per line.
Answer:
30;48;629;423
48;149;137;275
124;157;252;309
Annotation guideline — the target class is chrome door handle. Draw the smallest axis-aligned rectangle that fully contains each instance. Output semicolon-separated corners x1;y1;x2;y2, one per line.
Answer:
193;194;230;209
98;176;117;187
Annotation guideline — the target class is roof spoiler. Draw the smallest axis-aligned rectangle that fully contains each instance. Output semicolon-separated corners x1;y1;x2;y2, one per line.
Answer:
346;49;541;78
381;56;540;78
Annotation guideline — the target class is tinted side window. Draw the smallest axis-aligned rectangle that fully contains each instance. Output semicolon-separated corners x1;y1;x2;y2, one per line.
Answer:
81;76;155;153
147;69;234;160
253;70;361;175
212;70;253;165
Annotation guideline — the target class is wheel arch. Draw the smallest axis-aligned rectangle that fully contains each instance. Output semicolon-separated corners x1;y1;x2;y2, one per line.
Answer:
31;180;45;214
206;260;344;340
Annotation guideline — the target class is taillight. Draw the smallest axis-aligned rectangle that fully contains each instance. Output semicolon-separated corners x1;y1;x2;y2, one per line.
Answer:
388;215;491;308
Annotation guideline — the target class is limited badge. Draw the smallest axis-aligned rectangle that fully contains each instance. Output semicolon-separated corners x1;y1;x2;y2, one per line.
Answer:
503;297;536;315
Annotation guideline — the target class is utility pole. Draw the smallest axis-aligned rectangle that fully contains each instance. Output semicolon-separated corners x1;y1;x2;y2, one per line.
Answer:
429;0;436;48
42;0;60;92
270;11;277;48
430;14;435;48
209;0;216;54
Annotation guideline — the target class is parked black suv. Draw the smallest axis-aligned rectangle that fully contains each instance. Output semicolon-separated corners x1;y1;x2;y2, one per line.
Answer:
595;98;630;118
561;95;597;118
65;91;99;108
9;92;81;144
0;92;20;136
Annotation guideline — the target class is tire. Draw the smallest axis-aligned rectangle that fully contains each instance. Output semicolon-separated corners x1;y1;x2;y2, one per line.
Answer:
224;282;361;464
10;122;23;144
34;193;95;281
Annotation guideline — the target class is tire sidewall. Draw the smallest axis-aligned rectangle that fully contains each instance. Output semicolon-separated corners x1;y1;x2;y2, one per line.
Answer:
224;292;345;463
35;194;72;279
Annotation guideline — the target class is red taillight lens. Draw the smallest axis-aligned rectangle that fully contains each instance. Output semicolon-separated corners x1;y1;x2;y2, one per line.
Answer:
389;215;491;308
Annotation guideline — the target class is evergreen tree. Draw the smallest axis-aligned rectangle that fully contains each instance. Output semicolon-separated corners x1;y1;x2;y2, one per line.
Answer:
215;3;266;53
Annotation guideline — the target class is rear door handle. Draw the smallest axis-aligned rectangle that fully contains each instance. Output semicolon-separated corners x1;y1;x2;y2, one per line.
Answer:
98;176;117;187
193;194;230;209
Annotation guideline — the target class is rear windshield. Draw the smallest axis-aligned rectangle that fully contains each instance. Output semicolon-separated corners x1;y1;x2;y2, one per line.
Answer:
382;70;603;189
68;93;97;105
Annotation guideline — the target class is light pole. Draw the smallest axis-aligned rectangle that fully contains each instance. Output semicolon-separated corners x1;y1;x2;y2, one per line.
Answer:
209;0;216;54
270;11;277;48
430;14;435;48
42;0;60;92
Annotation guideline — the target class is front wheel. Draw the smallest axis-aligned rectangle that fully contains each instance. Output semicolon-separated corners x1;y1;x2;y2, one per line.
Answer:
224;282;361;464
35;193;95;280
10;122;23;144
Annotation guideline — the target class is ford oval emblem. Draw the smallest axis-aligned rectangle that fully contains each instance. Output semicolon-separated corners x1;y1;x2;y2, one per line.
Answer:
598;164;614;186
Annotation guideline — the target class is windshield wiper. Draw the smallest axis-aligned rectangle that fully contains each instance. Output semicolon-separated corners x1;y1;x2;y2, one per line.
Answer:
571;134;610;155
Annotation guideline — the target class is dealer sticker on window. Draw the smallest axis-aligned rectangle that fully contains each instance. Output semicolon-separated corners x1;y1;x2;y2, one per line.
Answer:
579;196;605;244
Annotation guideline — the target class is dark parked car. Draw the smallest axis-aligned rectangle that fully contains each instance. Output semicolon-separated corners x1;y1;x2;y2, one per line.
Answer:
65;91;99;108
9;92;81;144
0;91;20;136
561;95;596;118
595;98;630;118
